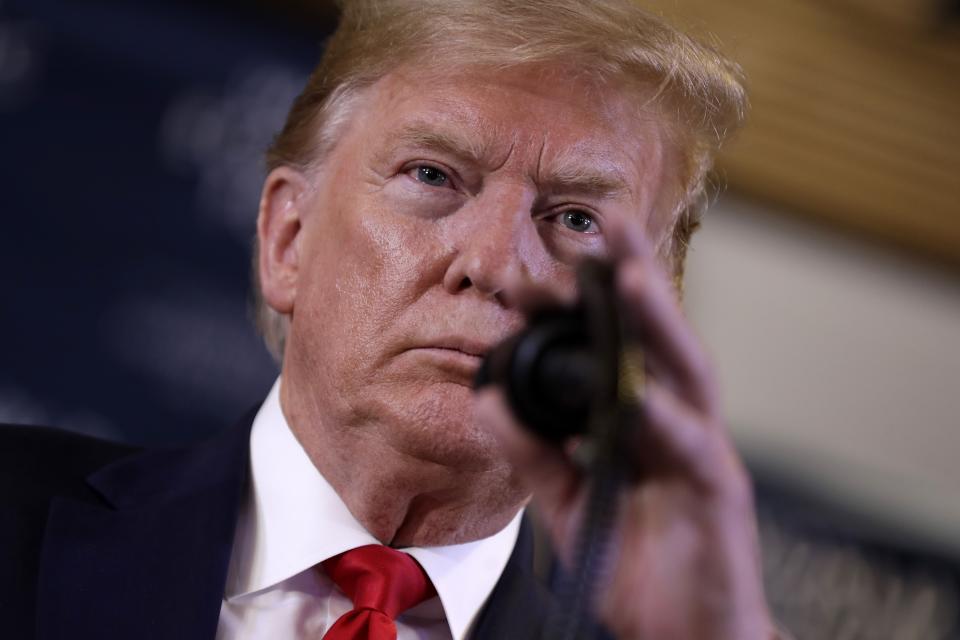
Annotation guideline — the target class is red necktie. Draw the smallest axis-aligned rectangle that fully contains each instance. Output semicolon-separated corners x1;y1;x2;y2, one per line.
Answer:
321;544;437;640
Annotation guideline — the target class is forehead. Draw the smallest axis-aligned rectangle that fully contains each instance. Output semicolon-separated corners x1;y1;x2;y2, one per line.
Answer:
355;63;676;204
380;65;637;130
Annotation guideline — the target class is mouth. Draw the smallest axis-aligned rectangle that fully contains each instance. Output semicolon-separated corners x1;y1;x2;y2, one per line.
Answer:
423;337;493;359
404;337;495;384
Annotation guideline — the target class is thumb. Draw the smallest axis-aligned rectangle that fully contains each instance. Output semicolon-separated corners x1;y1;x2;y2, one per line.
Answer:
475;387;587;560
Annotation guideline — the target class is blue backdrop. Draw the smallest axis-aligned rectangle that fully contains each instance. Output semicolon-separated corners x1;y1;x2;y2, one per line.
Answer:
1;0;332;444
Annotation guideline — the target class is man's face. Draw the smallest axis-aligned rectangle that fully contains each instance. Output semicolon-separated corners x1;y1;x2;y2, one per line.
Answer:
279;64;677;472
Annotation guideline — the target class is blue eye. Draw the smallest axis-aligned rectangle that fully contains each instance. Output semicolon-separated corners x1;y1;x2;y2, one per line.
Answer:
560;210;596;233
416;165;449;188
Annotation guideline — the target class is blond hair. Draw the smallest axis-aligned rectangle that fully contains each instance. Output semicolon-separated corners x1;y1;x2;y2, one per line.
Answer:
254;0;748;361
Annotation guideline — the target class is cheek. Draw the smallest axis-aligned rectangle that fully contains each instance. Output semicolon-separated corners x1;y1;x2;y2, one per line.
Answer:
295;194;450;353
350;191;457;304
357;213;432;287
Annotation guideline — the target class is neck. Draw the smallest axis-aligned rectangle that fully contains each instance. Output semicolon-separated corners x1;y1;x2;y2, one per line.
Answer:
280;382;527;547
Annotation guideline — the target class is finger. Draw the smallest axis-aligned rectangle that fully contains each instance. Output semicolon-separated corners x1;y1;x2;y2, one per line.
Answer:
619;261;716;413
605;211;655;265
626;381;746;498
627;380;709;481
606;214;720;416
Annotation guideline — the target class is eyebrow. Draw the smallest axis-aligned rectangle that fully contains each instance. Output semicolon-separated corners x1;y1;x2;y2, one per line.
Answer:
382;122;492;167
384;121;633;199
540;155;633;199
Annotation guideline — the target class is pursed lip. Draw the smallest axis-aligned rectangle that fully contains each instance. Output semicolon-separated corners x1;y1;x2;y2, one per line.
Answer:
402;336;497;384
416;336;495;359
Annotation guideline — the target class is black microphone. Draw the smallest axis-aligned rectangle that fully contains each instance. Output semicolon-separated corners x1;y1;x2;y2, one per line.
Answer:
474;259;635;640
474;305;596;443
474;259;622;446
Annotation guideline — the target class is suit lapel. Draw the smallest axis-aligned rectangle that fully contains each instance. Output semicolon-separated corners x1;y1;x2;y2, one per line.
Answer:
471;516;557;639
471;516;614;640
36;410;255;640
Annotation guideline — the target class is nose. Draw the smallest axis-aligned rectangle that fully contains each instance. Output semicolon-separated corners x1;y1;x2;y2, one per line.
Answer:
442;183;542;302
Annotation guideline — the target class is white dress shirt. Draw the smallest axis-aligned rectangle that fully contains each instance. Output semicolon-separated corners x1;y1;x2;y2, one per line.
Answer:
217;378;523;640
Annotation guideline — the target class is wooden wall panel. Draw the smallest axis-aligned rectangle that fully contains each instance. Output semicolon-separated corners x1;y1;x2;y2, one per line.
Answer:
837;0;945;29
645;0;960;266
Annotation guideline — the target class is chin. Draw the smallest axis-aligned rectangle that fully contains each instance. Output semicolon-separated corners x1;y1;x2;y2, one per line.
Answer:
371;382;508;472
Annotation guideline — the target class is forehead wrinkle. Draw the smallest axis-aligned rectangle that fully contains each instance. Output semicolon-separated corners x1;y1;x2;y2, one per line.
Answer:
536;139;546;186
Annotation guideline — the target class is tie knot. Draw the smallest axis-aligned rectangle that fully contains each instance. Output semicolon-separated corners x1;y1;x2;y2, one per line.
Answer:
322;544;437;620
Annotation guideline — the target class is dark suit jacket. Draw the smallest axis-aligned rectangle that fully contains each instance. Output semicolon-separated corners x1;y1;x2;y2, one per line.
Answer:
0;411;560;640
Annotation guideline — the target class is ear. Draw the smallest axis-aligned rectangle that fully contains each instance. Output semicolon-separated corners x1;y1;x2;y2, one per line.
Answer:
256;166;309;315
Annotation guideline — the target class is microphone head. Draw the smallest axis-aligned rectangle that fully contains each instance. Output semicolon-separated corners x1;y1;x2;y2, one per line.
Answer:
476;306;595;443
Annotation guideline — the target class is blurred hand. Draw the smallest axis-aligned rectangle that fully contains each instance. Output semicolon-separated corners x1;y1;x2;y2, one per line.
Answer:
476;215;776;640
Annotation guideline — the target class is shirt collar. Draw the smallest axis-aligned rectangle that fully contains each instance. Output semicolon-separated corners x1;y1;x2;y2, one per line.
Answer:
225;377;522;640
